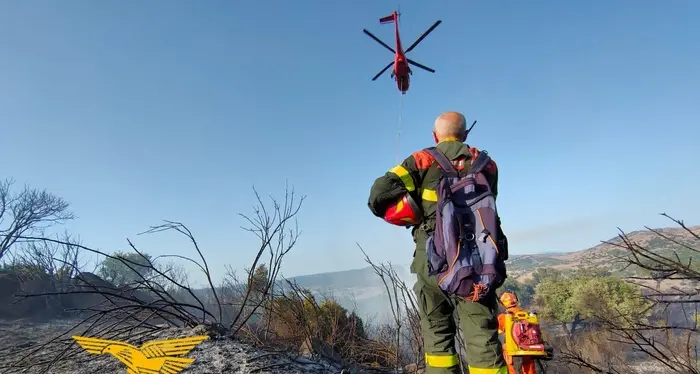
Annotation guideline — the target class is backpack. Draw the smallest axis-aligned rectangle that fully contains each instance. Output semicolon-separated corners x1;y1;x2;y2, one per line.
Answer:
423;147;508;302
504;310;550;358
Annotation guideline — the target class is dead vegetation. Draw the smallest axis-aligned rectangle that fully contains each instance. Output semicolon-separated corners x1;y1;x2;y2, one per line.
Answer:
0;180;425;374
357;244;423;371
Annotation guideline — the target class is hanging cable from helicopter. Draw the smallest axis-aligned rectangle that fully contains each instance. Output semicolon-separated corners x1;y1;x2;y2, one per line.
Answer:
362;10;442;162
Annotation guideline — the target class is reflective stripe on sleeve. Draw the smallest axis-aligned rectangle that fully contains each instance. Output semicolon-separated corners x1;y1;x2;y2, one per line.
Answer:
389;165;416;192
422;189;438;202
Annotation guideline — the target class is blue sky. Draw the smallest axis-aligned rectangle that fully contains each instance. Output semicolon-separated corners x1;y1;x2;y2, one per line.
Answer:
1;1;698;285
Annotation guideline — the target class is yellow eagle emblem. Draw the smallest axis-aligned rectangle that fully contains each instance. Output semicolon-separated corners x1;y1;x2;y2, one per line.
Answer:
72;334;209;374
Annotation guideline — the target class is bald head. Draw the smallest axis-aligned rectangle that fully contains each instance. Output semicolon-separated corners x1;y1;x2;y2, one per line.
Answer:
433;111;467;142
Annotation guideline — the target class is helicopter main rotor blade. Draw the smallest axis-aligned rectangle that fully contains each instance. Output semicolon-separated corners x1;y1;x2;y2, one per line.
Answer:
372;61;394;81
405;20;442;54
363;29;396;54
407;58;435;73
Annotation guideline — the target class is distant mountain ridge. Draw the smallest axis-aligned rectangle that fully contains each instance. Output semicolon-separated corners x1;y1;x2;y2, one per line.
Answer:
285;224;699;320
505;224;700;283
288;266;389;290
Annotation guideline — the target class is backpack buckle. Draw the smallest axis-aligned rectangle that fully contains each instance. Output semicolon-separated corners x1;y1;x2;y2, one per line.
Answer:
461;223;475;242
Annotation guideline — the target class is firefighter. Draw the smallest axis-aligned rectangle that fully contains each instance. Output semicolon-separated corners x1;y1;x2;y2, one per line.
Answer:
368;111;506;374
498;292;536;374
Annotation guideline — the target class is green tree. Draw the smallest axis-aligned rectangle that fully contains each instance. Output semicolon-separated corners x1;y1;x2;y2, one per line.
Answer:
533;273;651;336
533;274;578;335
498;277;535;307
528;267;563;286
98;251;153;286
569;276;651;328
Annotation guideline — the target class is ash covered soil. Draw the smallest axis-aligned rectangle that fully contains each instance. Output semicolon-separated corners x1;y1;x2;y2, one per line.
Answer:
0;319;386;374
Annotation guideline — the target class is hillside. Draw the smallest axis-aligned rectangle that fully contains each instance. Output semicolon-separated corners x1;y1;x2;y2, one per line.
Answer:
287;224;699;319
285;265;413;322
506;224;700;286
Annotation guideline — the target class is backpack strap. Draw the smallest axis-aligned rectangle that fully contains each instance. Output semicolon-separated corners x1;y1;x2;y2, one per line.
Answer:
424;147;458;177
467;150;491;175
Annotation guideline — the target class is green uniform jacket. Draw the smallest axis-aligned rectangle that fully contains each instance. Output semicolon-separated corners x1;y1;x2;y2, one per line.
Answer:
368;139;499;247
367;140;506;374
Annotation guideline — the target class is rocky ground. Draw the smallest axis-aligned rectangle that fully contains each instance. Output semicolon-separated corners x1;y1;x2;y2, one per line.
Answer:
0;319;398;374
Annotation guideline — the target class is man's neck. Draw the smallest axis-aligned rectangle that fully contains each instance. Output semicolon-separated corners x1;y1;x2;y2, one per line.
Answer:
437;137;461;144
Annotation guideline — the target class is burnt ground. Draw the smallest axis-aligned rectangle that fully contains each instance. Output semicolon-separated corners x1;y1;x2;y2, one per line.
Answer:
0;319;395;374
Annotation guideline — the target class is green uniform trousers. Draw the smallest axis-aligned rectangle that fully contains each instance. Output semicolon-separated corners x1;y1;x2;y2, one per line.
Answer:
411;231;506;374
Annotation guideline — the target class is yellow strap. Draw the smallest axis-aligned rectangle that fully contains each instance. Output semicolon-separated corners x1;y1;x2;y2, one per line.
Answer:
422;188;438;202
468;366;508;374
425;353;459;368
389;165;415;192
